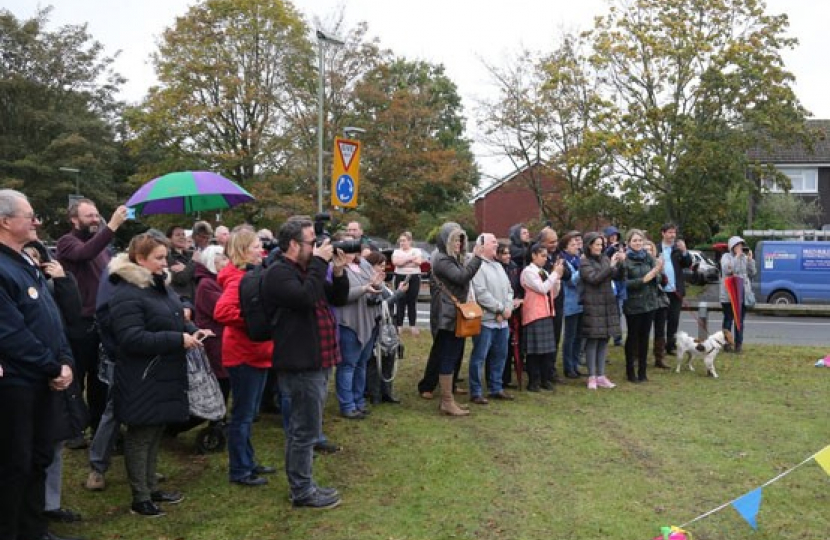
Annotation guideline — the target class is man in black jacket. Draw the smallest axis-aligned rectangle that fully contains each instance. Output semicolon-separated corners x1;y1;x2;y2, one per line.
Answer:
0;189;77;540
654;223;693;363
262;218;348;509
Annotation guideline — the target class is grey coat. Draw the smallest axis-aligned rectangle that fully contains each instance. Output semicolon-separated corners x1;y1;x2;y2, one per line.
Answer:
429;223;483;333
579;253;624;339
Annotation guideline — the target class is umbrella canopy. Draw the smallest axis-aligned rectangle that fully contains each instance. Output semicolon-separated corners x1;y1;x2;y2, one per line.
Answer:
723;275;745;331
126;171;255;216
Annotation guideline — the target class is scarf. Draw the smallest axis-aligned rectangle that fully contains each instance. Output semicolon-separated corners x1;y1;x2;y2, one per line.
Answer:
626;247;648;261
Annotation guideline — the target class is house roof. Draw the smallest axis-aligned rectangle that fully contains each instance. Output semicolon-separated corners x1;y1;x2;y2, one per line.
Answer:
471;161;548;202
747;119;830;164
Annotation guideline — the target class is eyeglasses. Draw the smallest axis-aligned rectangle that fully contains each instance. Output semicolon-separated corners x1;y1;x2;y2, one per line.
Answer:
298;239;316;247
12;213;41;223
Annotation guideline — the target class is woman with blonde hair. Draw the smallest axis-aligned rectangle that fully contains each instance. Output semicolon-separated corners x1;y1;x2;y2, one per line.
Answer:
214;230;274;486
622;229;663;383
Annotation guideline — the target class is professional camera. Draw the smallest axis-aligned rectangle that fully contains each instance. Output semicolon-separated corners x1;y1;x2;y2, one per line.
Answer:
313;213;362;254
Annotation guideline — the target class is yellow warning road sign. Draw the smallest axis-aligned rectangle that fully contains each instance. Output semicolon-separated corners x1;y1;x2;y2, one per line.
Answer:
331;137;361;208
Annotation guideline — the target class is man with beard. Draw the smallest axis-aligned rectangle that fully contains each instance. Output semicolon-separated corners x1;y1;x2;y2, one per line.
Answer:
262;218;349;509
56;198;127;444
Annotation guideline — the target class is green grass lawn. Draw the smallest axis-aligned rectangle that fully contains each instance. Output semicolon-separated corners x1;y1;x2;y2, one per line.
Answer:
54;336;829;540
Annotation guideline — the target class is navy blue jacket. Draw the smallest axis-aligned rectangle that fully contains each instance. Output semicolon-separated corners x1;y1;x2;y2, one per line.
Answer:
0;244;74;388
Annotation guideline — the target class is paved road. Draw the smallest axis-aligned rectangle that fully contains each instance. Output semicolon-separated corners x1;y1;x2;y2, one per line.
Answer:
413;304;829;347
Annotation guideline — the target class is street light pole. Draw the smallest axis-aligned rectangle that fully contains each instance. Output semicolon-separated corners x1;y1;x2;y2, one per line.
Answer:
316;30;345;214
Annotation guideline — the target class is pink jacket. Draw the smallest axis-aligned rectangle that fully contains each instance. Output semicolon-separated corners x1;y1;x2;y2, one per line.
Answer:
520;263;560;326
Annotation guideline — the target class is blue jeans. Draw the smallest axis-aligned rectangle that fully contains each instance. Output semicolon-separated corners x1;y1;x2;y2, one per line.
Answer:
227;364;268;481
469;325;509;397
336;326;375;413
278;369;329;501
562;314;582;375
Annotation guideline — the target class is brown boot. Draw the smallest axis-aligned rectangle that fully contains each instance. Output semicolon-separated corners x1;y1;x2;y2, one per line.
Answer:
438;374;470;416
654;338;670;369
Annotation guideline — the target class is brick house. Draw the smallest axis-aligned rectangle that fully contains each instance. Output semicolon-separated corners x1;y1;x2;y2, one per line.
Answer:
747;119;830;229
471;162;606;238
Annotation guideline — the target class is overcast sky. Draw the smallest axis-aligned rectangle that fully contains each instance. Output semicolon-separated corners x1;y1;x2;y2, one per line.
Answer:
8;0;830;179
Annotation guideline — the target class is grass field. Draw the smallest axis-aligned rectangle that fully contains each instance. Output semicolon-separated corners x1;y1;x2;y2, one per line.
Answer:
54;335;829;540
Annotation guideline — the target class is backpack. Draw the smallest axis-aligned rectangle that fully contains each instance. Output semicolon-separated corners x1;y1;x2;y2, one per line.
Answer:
238;265;274;342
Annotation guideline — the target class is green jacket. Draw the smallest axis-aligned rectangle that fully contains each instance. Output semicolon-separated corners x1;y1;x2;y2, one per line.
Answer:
622;253;660;315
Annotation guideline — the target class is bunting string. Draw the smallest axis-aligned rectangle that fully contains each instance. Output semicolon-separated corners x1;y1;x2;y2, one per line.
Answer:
678;444;830;529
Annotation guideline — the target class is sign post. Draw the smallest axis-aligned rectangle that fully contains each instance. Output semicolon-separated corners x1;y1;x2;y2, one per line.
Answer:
330;137;361;208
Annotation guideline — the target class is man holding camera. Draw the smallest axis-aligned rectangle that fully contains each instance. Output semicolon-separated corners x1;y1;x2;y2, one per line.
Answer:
262;218;349;509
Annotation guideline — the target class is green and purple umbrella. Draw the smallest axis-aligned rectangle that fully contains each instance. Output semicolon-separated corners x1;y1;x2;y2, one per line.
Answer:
126;171;255;216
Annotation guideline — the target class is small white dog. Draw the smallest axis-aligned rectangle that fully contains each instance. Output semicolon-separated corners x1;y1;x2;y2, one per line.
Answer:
675;330;734;378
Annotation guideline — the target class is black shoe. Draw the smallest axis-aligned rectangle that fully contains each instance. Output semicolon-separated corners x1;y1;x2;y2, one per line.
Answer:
130;500;165;517
503;382;518;389
540;381;555;391
253;465;277;475
565;371;579;379
489;391;515;400
43;508;82;523
293;489;341;509
628;377;641;384
340;410;365;420
315;485;339;497
381;394;401;404
313;441;342;454
575;370;588;377
232;475;268;487
638;376;649;382
150;490;184;504
526;384;541;392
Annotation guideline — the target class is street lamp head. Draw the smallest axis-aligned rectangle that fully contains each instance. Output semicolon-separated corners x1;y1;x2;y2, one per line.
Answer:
343;126;366;138
316;29;345;47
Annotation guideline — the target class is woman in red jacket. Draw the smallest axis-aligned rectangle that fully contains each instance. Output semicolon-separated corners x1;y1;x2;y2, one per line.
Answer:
214;230;274;487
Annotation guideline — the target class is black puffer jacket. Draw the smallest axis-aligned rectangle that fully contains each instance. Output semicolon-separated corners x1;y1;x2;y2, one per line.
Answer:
109;254;197;426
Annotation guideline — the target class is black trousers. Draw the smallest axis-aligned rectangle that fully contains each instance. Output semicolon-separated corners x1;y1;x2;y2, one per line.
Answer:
653;293;683;353
72;317;106;431
625;311;655;379
0;384;54;540
417;331;465;393
393;274;421;327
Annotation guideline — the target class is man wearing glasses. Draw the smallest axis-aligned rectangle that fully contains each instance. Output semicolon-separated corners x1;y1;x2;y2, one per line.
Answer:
0;189;76;540
56;197;127;446
262;218;349;509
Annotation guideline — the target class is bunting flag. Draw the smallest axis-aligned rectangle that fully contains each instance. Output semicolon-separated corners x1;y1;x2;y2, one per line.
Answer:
815;445;830;475
723;275;744;331
732;488;763;530
675;444;830;535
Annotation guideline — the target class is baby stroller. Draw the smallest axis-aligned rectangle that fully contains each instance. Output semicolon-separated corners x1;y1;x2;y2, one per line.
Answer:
166;347;227;454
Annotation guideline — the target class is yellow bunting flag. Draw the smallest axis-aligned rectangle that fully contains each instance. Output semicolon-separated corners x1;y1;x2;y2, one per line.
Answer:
815;445;830;476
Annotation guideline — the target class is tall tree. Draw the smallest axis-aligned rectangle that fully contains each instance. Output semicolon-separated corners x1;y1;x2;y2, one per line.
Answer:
588;0;812;239
0;6;125;238
126;0;317;224
478;39;615;231
347;59;478;238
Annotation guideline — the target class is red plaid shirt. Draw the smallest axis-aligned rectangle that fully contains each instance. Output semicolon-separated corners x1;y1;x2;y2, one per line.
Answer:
317;299;340;368
287;258;341;369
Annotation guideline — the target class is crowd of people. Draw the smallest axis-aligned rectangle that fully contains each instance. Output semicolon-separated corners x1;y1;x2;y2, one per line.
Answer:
0;186;757;537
